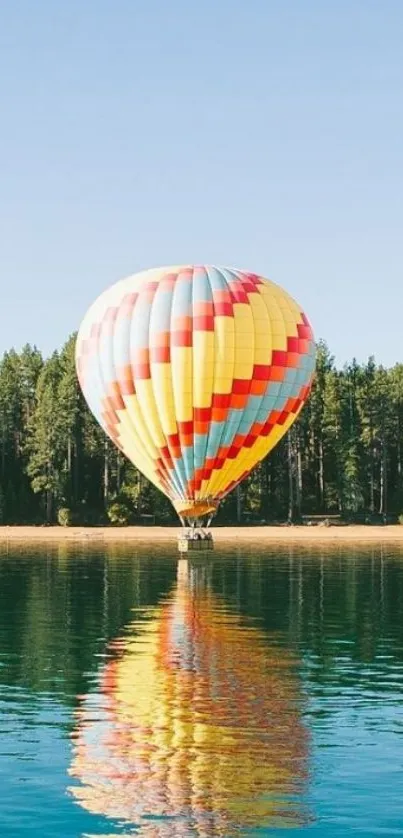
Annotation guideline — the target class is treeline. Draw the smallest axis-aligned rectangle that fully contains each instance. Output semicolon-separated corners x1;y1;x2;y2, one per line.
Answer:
0;337;402;526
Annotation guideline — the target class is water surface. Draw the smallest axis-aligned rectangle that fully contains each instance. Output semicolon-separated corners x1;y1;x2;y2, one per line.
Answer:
0;541;402;836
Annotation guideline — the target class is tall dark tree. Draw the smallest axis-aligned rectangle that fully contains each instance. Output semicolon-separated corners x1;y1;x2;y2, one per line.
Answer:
26;352;63;522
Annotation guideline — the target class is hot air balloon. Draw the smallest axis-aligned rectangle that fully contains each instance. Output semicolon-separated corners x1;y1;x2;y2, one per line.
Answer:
75;266;315;524
68;560;311;836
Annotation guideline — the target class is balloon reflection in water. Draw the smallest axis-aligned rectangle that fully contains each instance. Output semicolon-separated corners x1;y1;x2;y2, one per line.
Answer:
68;561;311;836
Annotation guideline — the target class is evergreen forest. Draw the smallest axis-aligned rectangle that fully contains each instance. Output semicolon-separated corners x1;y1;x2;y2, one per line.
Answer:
0;336;402;526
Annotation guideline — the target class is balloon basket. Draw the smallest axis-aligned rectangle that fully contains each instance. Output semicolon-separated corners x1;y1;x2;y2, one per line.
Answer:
177;529;214;553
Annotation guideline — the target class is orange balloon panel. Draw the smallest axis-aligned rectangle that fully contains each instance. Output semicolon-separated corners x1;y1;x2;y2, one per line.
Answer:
69;562;310;836
75;266;315;519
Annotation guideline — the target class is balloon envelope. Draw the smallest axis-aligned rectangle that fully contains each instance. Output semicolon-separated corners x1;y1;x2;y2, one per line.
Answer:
75;266;315;519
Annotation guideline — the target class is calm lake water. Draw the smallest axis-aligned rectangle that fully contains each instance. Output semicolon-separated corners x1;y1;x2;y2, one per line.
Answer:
0;541;403;837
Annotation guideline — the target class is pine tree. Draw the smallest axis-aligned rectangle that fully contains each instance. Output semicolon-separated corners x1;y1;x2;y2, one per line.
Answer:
57;335;83;510
26;352;64;522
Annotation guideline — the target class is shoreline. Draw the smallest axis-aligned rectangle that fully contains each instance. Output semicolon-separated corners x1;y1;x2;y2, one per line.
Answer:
0;524;402;543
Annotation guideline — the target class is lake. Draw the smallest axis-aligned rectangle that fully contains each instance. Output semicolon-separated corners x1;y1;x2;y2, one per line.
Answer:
0;541;402;836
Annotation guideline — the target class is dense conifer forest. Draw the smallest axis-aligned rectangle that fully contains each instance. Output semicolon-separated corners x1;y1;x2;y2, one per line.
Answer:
0;336;401;525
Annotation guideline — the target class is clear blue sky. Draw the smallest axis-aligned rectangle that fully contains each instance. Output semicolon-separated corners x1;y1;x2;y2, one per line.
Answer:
0;0;402;367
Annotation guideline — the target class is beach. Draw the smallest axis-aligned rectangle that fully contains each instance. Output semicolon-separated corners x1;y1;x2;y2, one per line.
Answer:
0;525;402;543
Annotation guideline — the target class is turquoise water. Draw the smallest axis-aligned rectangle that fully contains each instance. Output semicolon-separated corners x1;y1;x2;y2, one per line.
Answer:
0;542;403;836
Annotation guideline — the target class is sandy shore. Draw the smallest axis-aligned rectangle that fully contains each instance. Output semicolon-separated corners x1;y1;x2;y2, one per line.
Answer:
0;525;402;543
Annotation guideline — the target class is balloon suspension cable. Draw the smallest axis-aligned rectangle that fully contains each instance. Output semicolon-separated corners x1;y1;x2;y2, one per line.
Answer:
178;511;215;543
